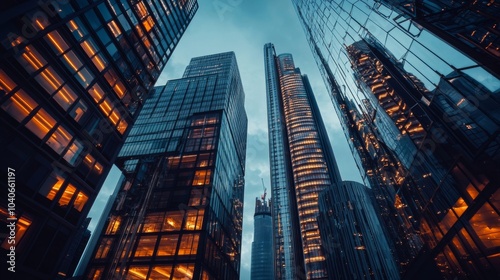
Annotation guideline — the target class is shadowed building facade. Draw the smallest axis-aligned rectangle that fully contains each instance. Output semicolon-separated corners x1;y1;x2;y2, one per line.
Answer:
0;1;197;279
84;52;247;280
291;0;500;278
264;43;397;279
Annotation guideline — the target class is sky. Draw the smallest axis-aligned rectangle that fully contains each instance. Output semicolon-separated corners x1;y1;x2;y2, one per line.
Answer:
86;1;362;279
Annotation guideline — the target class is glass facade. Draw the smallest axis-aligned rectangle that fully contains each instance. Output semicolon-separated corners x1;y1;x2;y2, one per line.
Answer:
250;197;273;280
291;0;500;279
318;181;400;279
0;1;197;279
84;52;247;280
266;43;391;279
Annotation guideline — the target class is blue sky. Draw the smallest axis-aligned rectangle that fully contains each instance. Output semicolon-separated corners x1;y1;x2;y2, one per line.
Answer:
86;1;362;279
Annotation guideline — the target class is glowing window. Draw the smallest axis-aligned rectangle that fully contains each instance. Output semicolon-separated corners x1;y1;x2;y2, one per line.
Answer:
25;108;56;140
46;125;73;155
73;191;88;212
45;30;69;54
150;266;173;279
107;20;122;37
1;90;37;122
0;209;31;250
192;170;211;186
117;119;128;134
142;213;164;233
163;211;183;231
95;238;113;259
127;266;149;280
53;85;77;110
134;236;157;257
172;264;194;280
45;175;65;200
88;84;105;103
0;69;17;94
178;234;199;255
105;216;122;235
63;139;83;165
157;235;179;256
18;46;47;73
67;19;88;40
184;209;204;230
58;184;76;207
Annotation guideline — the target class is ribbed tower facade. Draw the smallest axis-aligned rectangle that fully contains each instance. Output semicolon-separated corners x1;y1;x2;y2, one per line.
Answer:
0;1;197;279
265;43;397;279
291;0;500;279
250;195;273;280
84;52;247;280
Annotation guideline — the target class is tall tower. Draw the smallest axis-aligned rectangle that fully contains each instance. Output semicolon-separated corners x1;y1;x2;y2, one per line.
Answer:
0;1;197;279
265;43;396;279
250;188;273;280
291;0;500;279
84;51;247;280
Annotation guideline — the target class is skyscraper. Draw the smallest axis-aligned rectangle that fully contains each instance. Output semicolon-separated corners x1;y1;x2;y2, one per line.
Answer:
250;191;273;280
0;1;197;279
84;51;247;280
291;0;500;278
264;43;396;279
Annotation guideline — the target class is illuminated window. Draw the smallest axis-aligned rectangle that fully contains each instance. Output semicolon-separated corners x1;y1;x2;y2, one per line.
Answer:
142;213;164;233
184;209;204;230
73;191;89;212
1;90;37;122
180;155;197;168
0;207;32;250
142;16;155;32
95;238;113;259
43;174;65;200
163;211;184;231
106;216;122;235
117;118;128;134
44;30;69;55
89;84;105;103
18;46;47;73
0;69;17;94
469;202;500;250
127;266;149;280
172;263;194;280
178;234;199;255
87;267;104;280
192;170;211;186
157;235;179;256
58;184;76;207
135;1;149;19
67;19;88;40
46;125;73;155
25;108;56;140
150;266;173;279
53;85;77;110
107;20;122;37
69;100;88;122
134;236;157;257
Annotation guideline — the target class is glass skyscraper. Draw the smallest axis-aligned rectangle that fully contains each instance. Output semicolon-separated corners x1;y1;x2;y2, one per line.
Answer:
291;0;500;279
250;195;273;280
84;51;247;280
264;43;396;279
0;1;197;279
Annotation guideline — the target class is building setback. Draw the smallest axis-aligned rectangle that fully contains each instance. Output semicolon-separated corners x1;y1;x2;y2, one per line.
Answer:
84;51;247;280
250;193;273;280
291;0;500;279
0;1;197;279
264;42;397;279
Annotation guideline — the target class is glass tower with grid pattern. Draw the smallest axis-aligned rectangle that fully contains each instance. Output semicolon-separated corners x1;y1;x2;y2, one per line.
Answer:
291;0;500;279
250;196;273;280
84;51;247;280
0;1;197;279
264;43;397;279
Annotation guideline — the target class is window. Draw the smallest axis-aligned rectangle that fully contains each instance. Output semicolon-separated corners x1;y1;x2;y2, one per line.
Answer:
73;191;89;211
150;266;173;279
67;18;88;40
42;174;65;200
157;235;178;256
0;69;17;94
172;264;194;280
178;234;199;255
25;108;56;140
46;125;73;155
163;211;183;231
127;266;149;280
134;236;157;257
192;170;211;186
1;90;37;122
105;216;122;234
142;213;163;233
58;184;76;207
95;238;113;259
0;207;31;250
184;209;204;230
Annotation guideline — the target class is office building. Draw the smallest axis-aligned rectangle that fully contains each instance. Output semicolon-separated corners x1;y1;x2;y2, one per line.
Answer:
84;51;247;280
250;192;273;280
318;181;400;279
0;1;197;278
264;43;396;279
291;0;500;278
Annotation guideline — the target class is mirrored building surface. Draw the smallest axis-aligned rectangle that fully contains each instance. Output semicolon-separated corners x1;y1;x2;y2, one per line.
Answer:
84;51;247;280
291;0;500;278
0;1;197;279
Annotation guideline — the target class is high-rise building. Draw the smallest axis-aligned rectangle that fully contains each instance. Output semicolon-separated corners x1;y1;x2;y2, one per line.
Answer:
318;181;400;280
291;0;500;279
250;192;273;280
264;43;396;279
0;1;197;278
84;51;247;280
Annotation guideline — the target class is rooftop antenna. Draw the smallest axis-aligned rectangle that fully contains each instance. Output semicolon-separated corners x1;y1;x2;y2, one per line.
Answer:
261;178;267;201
